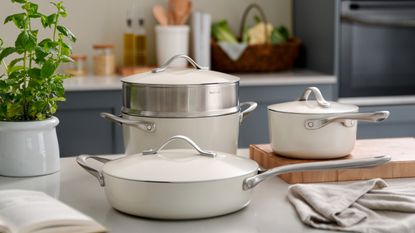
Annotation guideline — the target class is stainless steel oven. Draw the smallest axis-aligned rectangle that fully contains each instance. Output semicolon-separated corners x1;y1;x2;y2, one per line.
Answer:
339;0;415;98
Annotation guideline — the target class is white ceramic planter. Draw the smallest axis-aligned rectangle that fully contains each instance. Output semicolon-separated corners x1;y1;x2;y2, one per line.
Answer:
0;117;60;177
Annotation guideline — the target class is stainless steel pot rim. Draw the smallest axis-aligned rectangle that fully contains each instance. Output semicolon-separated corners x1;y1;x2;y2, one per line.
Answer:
121;106;241;118
121;81;239;87
267;108;359;115
103;167;258;184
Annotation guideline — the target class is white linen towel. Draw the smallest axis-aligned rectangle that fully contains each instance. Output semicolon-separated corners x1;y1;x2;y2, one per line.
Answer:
288;178;415;233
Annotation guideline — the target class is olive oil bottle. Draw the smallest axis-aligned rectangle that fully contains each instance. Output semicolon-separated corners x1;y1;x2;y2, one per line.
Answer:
123;11;135;67
135;18;147;66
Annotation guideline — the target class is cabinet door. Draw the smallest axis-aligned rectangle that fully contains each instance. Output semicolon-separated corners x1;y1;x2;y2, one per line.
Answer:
56;91;123;157
238;84;335;148
357;105;415;139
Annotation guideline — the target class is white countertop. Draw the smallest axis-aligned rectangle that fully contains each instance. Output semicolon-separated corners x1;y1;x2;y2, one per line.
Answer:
63;70;336;91
0;150;412;233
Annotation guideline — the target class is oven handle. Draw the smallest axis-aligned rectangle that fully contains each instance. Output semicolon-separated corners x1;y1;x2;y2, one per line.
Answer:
341;14;415;28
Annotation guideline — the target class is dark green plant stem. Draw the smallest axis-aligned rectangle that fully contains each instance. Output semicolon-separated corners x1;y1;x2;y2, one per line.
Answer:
22;11;29;120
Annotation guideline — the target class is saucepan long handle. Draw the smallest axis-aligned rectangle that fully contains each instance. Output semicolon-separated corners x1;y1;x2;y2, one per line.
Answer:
242;155;391;190
305;111;390;130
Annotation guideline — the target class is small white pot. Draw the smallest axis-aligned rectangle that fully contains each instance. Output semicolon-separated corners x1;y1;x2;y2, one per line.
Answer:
0;117;60;177
268;87;390;159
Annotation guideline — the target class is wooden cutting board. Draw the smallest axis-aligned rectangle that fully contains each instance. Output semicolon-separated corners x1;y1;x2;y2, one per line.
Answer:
249;137;415;184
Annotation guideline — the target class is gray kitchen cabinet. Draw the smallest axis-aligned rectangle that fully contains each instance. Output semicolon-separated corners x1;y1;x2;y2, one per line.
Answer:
357;105;415;139
56;91;123;157
55;84;335;156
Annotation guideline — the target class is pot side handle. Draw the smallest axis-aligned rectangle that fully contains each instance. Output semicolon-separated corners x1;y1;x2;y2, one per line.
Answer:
242;155;391;190
305;111;390;130
239;102;258;124
100;112;156;133
76;155;111;187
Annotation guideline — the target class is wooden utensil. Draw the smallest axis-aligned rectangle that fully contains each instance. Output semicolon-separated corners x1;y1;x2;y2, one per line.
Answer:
152;4;168;26
169;0;190;25
178;1;192;25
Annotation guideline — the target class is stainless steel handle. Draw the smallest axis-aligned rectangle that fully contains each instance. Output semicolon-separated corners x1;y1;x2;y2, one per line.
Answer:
100;112;156;132
142;135;216;158
305;111;390;130
76;155;112;187
239;101;258;124
299;87;331;108
242;155;391;190
341;14;415;28
152;54;209;73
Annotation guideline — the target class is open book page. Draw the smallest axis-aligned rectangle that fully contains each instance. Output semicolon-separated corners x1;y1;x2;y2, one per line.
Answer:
0;190;106;233
0;218;12;233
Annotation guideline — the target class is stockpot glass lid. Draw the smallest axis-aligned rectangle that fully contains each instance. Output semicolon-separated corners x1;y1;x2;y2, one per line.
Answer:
102;136;258;182
268;87;358;114
121;55;239;85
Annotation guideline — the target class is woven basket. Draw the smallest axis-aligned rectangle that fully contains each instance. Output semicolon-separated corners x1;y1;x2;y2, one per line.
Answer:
211;4;301;73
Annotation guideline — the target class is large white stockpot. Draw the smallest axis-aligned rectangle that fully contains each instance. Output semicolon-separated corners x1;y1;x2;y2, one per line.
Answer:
101;55;257;154
268;87;390;159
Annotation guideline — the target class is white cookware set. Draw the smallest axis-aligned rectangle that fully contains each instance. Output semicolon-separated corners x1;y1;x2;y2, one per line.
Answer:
77;55;391;219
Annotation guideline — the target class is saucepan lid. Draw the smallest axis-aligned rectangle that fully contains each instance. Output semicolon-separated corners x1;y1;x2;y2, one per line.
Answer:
268;87;359;114
102;136;258;183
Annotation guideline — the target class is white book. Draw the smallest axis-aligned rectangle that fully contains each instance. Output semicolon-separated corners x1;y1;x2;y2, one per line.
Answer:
0;190;106;233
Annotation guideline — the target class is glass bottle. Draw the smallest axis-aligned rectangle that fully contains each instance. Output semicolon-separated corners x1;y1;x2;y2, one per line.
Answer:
135;17;147;66
123;9;135;67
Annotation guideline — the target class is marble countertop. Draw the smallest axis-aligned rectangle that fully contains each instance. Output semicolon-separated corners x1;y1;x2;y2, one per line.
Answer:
63;69;337;91
0;150;413;233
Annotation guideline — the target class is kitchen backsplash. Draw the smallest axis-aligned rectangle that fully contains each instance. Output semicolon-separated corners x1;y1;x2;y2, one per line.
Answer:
0;0;292;70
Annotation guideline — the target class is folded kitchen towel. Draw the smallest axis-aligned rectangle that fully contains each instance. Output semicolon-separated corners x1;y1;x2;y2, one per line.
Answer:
287;178;415;233
218;42;247;61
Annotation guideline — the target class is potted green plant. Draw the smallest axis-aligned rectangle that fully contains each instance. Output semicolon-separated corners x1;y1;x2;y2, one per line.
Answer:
0;0;76;176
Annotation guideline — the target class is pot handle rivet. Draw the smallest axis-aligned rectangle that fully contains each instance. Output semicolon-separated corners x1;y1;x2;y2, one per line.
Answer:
299;87;331;108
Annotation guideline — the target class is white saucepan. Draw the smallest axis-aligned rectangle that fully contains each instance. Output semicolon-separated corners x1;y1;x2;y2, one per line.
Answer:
268;87;390;159
77;135;390;220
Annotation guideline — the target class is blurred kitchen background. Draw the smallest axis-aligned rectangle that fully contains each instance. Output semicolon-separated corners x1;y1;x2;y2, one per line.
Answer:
1;0;414;156
0;0;292;68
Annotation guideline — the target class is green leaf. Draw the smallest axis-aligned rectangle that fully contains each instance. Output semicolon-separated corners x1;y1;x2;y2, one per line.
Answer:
15;31;36;52
11;0;27;4
60;55;74;63
41;14;57;28
0;38;3;48
0;47;16;63
4;13;27;29
28;67;41;80
22;2;38;15
8;57;23;68
34;46;48;63
57;25;76;42
40;60;57;78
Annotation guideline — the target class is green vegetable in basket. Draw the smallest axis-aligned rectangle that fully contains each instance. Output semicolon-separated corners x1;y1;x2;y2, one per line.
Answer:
212;20;238;43
271;27;286;44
